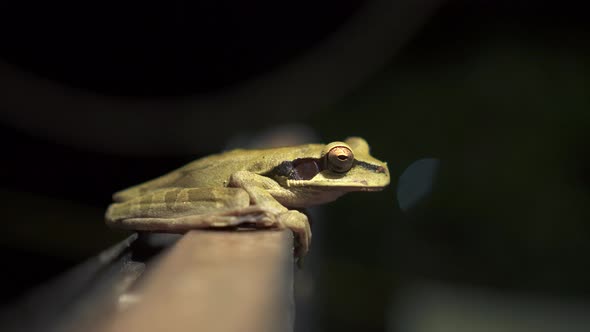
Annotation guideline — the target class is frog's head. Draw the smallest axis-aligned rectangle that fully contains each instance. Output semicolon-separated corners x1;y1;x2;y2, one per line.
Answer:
282;137;390;192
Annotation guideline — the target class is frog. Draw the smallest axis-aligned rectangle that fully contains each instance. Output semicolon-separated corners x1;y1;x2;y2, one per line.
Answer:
105;137;389;258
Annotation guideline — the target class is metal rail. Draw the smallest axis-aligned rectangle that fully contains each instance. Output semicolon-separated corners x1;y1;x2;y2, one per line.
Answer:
0;230;294;332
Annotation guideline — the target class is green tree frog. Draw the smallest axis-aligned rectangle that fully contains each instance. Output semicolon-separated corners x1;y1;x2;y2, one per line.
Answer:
105;137;389;257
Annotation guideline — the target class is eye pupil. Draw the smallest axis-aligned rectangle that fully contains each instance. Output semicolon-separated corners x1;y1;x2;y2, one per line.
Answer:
327;146;354;173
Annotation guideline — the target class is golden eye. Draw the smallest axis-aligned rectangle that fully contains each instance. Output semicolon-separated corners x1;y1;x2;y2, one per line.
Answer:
327;146;354;173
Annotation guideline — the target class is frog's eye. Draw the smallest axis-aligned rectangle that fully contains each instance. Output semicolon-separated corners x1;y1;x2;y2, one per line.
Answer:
326;146;354;173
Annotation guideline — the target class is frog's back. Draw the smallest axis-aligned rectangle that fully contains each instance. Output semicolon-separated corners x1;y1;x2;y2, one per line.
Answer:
112;148;270;202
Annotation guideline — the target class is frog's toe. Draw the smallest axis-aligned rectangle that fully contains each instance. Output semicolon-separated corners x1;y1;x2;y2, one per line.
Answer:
227;207;282;229
278;210;311;258
250;211;281;228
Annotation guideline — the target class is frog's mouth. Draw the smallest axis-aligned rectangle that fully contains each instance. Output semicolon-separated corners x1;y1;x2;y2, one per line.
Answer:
286;179;388;191
286;168;390;190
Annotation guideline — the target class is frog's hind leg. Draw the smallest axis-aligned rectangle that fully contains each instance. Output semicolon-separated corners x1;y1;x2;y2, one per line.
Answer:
110;206;281;233
105;187;283;233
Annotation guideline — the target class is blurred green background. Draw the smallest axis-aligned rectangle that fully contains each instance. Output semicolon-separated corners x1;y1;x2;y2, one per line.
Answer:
1;0;589;331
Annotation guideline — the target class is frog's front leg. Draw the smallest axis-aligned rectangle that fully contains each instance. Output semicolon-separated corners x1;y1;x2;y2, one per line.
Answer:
229;171;312;257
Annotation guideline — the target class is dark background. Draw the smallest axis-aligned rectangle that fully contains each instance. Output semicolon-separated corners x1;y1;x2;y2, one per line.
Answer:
1;0;589;331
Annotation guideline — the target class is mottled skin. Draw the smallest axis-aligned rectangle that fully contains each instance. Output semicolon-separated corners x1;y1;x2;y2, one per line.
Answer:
105;137;389;257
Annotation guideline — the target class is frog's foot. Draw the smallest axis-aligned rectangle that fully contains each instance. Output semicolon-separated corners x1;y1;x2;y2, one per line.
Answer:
204;205;282;229
212;207;311;259
277;210;311;258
